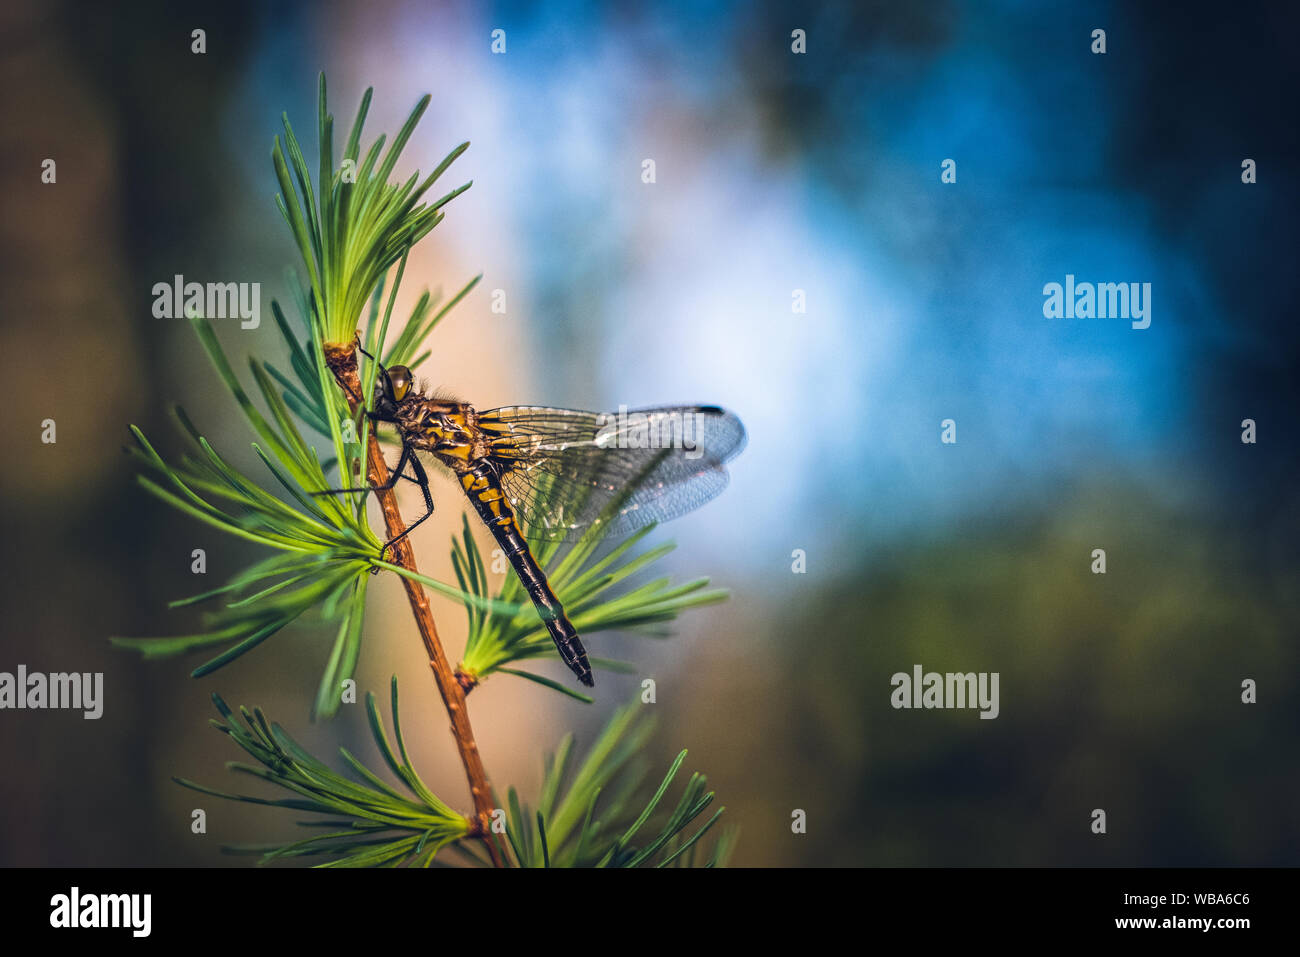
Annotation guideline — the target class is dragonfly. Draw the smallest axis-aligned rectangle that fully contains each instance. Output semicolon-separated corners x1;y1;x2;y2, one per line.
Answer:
317;346;746;688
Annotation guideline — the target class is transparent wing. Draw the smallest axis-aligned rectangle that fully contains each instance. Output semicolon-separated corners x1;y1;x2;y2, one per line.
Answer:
479;405;746;543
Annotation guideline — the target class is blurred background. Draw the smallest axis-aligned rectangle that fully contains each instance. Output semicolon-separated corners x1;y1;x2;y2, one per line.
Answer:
1;0;1297;866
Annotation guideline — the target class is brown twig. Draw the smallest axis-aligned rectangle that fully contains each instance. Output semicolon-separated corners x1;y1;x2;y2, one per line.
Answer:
325;341;503;868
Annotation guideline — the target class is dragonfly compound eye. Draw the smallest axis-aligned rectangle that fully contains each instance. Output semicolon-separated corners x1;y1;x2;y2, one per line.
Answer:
387;365;413;401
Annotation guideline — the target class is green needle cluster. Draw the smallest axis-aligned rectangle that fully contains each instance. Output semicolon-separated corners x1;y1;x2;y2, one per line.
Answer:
183;679;734;868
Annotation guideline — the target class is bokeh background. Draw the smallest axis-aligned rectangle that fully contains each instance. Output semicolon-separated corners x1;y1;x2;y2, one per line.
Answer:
1;0;1297;866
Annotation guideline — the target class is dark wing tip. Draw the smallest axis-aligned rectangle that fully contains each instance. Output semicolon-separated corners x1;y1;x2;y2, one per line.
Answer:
696;405;747;463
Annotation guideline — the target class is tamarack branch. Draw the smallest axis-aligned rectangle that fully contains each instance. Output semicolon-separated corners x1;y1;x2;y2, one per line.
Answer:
325;339;503;867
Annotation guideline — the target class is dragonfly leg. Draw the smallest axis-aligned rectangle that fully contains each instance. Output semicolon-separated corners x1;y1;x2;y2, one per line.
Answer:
310;442;412;497
353;339;401;403
377;453;435;563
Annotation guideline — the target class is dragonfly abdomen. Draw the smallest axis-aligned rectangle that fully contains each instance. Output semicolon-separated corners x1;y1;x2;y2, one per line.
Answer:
460;462;594;687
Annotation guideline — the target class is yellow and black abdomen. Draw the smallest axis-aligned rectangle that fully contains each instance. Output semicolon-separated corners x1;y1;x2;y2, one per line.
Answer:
459;461;594;686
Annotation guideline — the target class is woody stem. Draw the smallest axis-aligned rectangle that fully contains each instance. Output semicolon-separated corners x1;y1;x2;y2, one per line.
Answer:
325;341;503;868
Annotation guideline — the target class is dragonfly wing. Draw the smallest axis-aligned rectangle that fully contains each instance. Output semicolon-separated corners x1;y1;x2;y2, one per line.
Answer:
481;405;746;543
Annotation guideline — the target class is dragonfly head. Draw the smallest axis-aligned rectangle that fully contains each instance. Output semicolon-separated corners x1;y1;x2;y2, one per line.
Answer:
383;365;413;402
371;364;414;418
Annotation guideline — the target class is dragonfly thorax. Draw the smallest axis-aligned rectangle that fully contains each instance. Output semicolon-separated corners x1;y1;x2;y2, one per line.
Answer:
395;398;487;471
